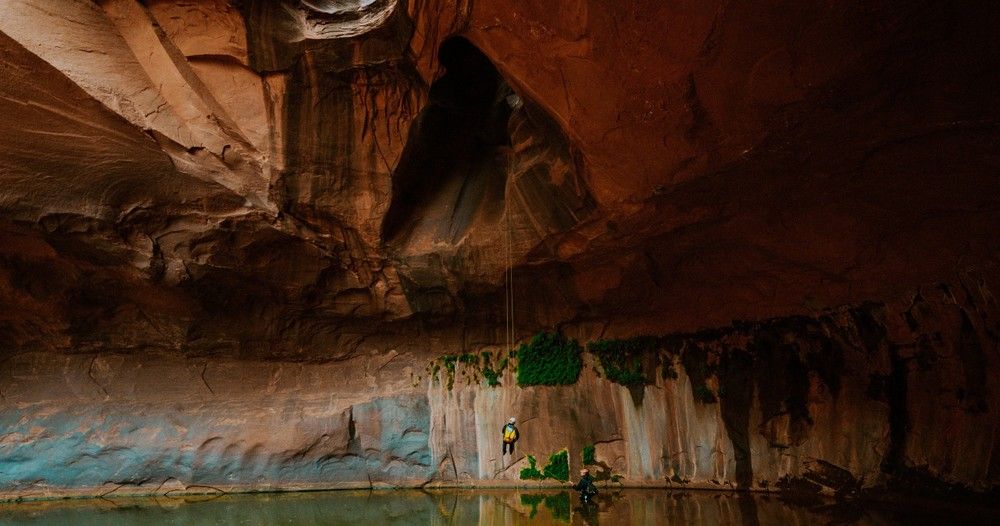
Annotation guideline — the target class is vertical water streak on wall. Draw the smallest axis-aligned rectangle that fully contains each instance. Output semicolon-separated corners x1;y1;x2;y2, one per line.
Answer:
473;387;498;479
619;383;657;480
673;364;734;483
427;368;481;480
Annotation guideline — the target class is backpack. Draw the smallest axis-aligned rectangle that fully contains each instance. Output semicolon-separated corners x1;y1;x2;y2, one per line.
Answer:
502;424;518;443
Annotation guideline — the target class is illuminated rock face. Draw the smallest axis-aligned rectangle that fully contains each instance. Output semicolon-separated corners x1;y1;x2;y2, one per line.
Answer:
2;277;997;498
0;0;998;499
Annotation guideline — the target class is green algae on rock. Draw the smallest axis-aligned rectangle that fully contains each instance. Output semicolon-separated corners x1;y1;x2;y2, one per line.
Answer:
516;332;582;386
519;449;570;482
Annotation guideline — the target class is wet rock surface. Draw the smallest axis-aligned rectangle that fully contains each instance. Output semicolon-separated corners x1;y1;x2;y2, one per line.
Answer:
0;0;998;501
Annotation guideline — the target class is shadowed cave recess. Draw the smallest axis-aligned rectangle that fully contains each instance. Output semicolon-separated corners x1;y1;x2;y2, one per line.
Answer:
383;36;516;244
0;0;999;510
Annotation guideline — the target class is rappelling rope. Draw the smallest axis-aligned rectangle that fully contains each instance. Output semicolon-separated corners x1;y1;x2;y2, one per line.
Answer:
505;165;511;356
508;184;515;354
505;152;515;355
504;182;509;355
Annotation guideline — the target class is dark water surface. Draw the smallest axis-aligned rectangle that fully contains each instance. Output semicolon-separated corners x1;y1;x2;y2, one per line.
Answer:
0;489;991;525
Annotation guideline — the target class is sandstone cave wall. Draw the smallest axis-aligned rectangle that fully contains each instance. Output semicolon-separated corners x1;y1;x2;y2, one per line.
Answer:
2;274;996;499
2;0;998;354
433;272;1000;495
0;0;998;502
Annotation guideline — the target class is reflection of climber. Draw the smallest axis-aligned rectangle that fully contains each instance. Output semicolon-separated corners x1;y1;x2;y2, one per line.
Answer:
501;417;519;455
573;469;599;503
575;498;600;526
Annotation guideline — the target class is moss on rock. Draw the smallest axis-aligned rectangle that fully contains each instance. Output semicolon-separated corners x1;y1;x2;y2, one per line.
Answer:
516;332;582;386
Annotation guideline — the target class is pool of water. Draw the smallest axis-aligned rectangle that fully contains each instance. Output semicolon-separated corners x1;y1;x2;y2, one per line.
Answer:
0;488;990;525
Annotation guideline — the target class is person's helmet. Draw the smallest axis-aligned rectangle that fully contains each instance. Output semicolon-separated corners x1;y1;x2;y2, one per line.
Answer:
508;417;516;423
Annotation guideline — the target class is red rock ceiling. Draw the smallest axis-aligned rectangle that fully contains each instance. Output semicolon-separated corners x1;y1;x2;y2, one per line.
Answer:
0;0;998;355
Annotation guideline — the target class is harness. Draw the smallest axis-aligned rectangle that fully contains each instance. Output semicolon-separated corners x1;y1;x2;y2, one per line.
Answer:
502;424;517;443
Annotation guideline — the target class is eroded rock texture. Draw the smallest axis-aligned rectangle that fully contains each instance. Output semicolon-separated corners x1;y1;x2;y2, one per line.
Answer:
0;0;998;499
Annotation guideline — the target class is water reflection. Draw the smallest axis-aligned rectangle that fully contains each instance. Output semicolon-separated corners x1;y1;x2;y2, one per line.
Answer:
0;488;988;525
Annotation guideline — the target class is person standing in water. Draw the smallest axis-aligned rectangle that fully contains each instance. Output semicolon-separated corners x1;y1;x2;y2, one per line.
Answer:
573;468;599;503
501;417;519;455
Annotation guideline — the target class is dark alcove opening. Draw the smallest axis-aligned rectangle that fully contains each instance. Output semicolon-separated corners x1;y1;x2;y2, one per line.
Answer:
382;36;518;245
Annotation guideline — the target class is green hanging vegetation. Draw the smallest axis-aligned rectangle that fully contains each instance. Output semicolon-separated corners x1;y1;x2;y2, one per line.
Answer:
516;332;582;386
428;350;511;390
588;336;660;386
576;444;625;484
519;455;545;480
682;343;719;404
458;353;478;365
480;351;509;387
441;354;459;390
519;449;570;482
542;449;570;482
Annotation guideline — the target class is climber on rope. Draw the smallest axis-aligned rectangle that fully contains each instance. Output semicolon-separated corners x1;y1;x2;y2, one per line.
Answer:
501;417;519;456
